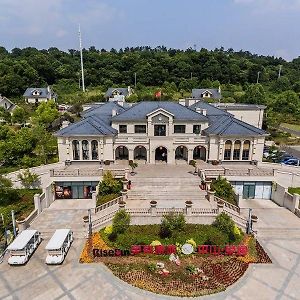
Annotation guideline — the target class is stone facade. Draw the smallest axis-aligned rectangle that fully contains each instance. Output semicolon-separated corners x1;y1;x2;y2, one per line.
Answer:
56;100;267;165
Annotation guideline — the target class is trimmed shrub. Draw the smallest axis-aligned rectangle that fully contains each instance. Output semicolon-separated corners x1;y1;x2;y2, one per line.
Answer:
98;171;122;196
112;209;130;235
213;212;236;242
104;225;113;236
211;176;237;205
160;212;186;238
205;230;229;247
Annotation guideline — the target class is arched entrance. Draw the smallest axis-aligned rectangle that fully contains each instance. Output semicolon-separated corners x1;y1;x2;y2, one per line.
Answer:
134;146;147;161
193;146;206;161
115;146;129;160
155;146;167;162
175;146;188;161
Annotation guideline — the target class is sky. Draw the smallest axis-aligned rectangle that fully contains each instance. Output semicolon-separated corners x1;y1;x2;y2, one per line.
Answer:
0;0;299;60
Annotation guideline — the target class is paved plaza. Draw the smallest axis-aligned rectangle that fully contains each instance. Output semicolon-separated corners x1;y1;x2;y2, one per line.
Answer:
1;164;299;299
0;202;299;300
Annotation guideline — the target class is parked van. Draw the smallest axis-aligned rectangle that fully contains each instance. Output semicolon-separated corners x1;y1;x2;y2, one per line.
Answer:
45;229;73;265
7;230;41;265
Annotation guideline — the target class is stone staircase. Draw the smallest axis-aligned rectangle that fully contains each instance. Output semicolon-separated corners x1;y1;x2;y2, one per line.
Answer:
127;175;210;207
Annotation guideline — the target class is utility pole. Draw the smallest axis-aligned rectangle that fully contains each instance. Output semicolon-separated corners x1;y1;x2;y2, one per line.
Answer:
134;72;137;88
79;24;85;92
190;72;193;80
278;65;282;79
256;71;261;84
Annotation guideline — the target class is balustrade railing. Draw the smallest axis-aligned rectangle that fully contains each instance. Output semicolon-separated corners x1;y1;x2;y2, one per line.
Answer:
50;168;125;178
214;196;241;214
94;196;121;214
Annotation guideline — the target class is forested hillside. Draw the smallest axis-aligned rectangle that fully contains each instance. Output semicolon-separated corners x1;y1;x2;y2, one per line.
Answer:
1;45;300;124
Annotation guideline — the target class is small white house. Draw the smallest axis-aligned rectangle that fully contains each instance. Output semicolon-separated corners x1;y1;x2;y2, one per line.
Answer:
0;95;16;113
23;86;57;104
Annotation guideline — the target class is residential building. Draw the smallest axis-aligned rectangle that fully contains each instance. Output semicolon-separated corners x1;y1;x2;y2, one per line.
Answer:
55;98;267;165
104;86;133;102
192;88;221;100
23;86;57;104
0;95;16;113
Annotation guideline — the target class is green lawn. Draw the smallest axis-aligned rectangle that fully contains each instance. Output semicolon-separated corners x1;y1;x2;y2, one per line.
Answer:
288;187;300;195
282;123;300;132
0;189;42;227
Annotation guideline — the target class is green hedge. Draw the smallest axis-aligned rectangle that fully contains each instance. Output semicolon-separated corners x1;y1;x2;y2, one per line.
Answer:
96;193;120;206
100;223;242;250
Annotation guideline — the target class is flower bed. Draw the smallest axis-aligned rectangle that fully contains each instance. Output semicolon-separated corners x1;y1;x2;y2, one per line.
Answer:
79;227;272;297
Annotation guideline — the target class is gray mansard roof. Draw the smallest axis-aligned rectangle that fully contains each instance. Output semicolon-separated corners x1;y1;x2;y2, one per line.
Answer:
82;102;126;124
112;101;208;122
23;87;56;99
192;89;221;99
204;115;267;137
55;99;267;138
105;88;129;98
190;101;232;117
55;115;117;137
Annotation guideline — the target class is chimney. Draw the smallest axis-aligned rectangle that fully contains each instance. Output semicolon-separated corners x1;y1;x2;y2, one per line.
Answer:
196;108;207;116
61;120;70;129
112;109;117;116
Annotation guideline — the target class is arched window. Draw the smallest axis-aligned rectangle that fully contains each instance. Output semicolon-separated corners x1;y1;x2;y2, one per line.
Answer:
224;141;232;160
91;140;98;160
72;140;80;160
82;140;89;160
242;140;250;160
233;140;241;160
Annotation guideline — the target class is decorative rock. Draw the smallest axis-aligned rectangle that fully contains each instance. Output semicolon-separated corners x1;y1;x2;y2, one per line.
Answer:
156;262;165;269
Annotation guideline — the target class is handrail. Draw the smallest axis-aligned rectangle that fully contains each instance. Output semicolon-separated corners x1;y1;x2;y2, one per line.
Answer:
94;196;121;214
92;210;118;228
214;196;240;214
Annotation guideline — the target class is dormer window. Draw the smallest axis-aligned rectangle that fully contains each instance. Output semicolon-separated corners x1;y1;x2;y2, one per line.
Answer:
32;90;41;96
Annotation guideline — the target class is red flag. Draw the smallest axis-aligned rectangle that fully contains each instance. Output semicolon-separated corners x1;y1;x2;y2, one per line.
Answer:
155;90;162;98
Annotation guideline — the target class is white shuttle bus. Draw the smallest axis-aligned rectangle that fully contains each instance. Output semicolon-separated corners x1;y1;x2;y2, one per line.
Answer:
45;229;73;265
7;229;41;265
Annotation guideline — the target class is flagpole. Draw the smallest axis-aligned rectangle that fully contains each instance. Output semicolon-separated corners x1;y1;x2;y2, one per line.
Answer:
79;24;85;92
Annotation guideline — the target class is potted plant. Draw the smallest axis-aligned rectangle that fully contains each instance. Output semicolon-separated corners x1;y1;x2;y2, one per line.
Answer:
150;200;157;207
16;216;27;231
251;215;258;223
118;200;126;208
129;160;138;175
83;216;89;223
217;200;224;208
185;200;193;208
189;160;197;174
104;160;110;166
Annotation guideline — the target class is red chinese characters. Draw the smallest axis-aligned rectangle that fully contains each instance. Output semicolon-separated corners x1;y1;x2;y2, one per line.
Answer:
142;245;153;254
130;245;142;255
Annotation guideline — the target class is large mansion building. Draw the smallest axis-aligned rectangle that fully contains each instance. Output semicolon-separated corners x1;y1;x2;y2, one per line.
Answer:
55;98;267;165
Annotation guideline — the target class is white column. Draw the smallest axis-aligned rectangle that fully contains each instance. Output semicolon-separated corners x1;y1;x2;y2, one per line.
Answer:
129;149;134;161
188;148;193;162
89;140;92;160
239;141;243;161
79;140;83;160
230;141;234;161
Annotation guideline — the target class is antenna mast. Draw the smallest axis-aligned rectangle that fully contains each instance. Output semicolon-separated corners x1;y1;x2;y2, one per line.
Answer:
79;24;85;92
278;65;282;79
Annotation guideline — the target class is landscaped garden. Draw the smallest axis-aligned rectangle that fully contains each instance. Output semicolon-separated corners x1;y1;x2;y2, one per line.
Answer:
211;176;238;206
0;174;42;252
96;171;122;206
80;211;271;297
